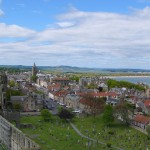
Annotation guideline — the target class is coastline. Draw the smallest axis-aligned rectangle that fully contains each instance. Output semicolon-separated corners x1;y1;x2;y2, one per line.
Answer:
106;75;150;78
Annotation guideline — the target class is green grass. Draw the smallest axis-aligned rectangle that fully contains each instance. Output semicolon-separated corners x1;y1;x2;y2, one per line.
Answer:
73;115;150;150
20;115;150;150
21;116;111;150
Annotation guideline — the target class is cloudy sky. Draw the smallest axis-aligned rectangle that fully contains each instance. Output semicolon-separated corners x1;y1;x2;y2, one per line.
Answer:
0;0;150;69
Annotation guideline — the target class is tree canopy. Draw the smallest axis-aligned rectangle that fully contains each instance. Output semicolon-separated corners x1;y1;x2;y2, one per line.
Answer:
58;108;74;120
107;79;145;91
41;109;52;121
103;105;114;126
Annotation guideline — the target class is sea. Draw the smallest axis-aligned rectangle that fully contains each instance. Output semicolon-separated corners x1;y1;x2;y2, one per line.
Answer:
109;76;150;86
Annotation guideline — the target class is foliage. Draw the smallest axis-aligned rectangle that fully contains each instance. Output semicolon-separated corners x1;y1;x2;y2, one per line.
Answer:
83;94;105;117
41;109;52;121
86;83;97;89
58;108;74;120
8;80;16;87
20;115;150;150
13;102;22;111
146;125;150;137
69;76;80;82
107;79;145;91
31;75;38;82
102;105;114;126
6;89;24;100
114;101;130;125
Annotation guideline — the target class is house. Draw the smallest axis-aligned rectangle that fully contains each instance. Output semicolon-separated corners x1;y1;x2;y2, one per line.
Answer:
133;114;150;129
64;94;80;109
106;98;120;106
52;77;70;86
10;95;36;112
144;100;150;114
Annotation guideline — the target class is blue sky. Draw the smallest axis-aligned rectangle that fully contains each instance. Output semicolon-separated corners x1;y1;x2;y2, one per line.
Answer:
0;0;150;69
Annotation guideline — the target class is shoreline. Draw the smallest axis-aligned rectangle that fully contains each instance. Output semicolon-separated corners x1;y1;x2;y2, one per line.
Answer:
106;76;150;78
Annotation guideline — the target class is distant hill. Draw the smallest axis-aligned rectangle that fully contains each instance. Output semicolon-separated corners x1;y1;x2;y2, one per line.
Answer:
0;65;150;73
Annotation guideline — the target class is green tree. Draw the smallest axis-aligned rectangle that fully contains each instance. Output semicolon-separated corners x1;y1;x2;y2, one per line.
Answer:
6;89;24;100
58;108;74;120
41;109;52;121
103;105;114;126
31;75;38;82
8;80;16;87
13;102;22;111
107;79;145;91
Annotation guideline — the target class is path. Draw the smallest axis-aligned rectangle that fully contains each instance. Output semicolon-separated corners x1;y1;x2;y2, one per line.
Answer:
69;121;123;150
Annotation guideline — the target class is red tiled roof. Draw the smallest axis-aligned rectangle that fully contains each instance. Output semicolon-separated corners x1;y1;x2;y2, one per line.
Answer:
144;100;150;107
90;92;118;97
53;77;70;81
134;114;150;125
54;90;68;97
47;84;61;90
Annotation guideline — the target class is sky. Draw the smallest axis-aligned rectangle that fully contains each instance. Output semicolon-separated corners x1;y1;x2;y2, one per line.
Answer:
0;0;150;69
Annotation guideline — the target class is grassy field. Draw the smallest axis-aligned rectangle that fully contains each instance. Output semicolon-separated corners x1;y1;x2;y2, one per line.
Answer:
20;115;150;150
73;116;150;150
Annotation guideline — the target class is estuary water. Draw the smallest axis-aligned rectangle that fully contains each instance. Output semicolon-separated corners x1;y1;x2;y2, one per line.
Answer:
109;76;150;85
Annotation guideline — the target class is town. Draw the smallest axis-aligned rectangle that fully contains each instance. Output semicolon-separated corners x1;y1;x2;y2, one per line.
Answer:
0;63;150;150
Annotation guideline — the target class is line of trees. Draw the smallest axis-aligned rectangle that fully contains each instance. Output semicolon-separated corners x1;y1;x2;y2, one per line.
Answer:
107;79;145;91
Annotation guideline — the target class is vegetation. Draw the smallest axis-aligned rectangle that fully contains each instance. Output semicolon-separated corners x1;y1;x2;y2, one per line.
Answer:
58;108;74;120
102;105;114;126
114;101;130;125
21;115;150;150
13;102;22;111
146;125;150;138
31;75;38;82
8;80;16;87
107;79;145;91
41;109;52;121
6;89;24;100
69;76;80;82
83;94;105;117
86;83;97;89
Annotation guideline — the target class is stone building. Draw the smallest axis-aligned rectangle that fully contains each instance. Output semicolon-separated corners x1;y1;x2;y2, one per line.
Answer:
32;62;38;76
0;72;7;109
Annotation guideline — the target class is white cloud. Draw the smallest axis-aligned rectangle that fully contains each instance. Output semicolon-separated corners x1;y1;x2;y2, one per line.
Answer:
0;7;150;68
0;23;36;38
0;9;4;16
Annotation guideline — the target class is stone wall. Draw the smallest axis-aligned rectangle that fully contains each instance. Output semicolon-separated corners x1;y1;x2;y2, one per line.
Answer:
0;115;40;150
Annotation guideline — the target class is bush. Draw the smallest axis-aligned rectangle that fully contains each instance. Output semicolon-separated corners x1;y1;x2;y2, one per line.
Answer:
107;143;111;148
41;109;52;121
108;131;114;135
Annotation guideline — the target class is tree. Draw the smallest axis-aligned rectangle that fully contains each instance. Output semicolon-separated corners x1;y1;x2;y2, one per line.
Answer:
31;75;38;83
114;101;130;125
13;102;22;111
82;94;105;117
6;89;24;100
41;109;52;121
103;105;114;126
8;80;16;87
58;108;74;120
146;125;150;138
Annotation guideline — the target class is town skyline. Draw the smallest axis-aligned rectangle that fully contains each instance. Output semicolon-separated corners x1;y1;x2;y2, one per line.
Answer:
0;0;150;69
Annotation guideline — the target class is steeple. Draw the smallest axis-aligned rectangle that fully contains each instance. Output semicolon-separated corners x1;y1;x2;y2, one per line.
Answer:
32;62;37;76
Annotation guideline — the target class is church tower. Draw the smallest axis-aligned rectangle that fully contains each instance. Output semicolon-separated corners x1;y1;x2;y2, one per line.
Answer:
0;72;7;109
32;62;38;76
